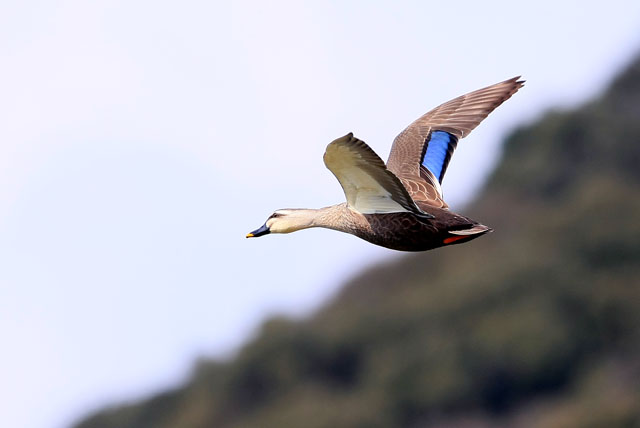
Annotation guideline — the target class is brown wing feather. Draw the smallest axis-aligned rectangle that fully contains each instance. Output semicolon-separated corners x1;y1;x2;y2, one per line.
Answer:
387;77;524;207
400;170;447;209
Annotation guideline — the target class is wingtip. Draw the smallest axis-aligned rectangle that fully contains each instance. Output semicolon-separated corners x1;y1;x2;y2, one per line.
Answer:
512;75;526;86
341;132;355;142
327;132;356;149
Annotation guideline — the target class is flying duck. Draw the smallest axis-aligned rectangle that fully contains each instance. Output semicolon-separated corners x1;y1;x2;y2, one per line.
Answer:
247;77;524;251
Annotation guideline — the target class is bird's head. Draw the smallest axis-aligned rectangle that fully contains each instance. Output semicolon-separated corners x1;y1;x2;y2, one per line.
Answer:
246;209;314;238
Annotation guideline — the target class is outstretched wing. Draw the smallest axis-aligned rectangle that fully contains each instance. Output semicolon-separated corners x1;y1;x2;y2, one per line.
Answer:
324;133;431;217
387;76;524;208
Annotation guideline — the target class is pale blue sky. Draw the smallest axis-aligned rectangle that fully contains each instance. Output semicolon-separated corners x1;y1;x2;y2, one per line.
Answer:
1;2;640;428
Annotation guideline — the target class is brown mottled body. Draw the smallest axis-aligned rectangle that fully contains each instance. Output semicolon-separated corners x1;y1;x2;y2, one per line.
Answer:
315;203;490;252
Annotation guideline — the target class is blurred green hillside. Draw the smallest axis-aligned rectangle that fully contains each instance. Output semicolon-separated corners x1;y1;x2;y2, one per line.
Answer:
74;56;640;428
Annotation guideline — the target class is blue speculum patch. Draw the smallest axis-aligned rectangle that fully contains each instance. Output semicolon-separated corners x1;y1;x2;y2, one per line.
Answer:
421;131;459;183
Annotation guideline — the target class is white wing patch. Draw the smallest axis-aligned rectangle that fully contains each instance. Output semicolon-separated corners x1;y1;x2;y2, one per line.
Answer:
324;133;422;215
330;161;411;214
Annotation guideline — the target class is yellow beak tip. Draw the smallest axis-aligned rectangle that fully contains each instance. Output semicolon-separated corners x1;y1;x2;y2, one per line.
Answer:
246;233;254;238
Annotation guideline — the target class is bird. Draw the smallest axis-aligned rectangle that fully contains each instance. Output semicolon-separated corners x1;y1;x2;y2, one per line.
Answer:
247;77;524;251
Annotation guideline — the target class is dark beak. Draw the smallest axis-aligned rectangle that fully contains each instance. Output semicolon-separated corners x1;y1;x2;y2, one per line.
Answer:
246;223;270;238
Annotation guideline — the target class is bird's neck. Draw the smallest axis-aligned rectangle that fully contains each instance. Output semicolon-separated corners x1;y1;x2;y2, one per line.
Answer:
286;204;354;233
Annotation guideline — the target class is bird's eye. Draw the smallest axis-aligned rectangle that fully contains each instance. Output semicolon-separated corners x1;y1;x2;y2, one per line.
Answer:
268;213;281;220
